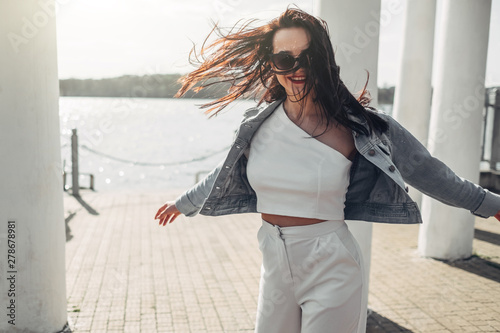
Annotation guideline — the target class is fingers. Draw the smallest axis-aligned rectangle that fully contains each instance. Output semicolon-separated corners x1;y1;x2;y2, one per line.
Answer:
155;202;173;220
158;212;171;226
155;201;181;226
159;212;180;226
155;203;169;219
167;212;180;225
159;215;169;226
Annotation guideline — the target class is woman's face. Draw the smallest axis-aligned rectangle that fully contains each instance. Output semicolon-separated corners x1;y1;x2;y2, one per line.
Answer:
271;27;311;101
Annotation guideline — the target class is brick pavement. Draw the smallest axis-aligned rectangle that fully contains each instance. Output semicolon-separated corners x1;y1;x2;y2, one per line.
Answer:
63;189;500;332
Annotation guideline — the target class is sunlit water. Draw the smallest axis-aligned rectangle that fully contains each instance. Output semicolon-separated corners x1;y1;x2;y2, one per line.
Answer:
59;97;392;192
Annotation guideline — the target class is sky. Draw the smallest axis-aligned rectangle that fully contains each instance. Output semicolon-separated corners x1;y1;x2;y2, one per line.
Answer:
55;0;500;87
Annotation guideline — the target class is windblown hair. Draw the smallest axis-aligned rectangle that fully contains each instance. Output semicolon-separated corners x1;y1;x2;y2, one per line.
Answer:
175;7;388;135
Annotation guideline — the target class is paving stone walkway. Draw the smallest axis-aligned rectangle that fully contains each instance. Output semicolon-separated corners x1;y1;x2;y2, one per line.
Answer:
63;189;500;332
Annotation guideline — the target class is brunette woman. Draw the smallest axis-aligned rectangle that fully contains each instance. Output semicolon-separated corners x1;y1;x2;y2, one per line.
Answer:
155;8;500;333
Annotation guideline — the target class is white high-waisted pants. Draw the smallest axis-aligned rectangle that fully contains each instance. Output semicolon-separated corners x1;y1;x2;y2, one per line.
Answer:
255;219;367;333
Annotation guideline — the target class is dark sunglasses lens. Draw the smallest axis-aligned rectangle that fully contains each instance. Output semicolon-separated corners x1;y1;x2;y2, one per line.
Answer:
298;53;309;67
272;54;296;70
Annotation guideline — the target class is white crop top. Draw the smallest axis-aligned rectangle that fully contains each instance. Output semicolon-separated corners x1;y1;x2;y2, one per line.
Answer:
246;103;352;220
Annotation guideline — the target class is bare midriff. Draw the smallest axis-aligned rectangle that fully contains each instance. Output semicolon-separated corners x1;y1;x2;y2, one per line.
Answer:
261;213;327;227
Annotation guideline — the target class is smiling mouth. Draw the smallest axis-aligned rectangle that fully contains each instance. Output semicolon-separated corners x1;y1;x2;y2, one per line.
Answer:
288;76;306;84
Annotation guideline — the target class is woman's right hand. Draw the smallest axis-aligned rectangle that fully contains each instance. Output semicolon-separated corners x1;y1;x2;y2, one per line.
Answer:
155;201;182;226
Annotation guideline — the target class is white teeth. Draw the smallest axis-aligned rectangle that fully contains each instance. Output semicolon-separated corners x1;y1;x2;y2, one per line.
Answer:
290;77;305;80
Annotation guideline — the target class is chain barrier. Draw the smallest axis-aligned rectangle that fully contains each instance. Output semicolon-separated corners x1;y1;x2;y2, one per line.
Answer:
60;143;230;167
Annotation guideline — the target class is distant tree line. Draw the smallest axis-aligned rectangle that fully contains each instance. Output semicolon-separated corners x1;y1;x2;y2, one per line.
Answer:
59;74;232;99
59;74;396;104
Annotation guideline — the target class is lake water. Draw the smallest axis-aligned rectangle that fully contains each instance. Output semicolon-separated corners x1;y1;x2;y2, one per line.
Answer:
59;97;392;192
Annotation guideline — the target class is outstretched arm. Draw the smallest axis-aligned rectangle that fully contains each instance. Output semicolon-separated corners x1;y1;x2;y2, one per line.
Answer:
153;160;224;226
386;116;500;219
174;160;223;217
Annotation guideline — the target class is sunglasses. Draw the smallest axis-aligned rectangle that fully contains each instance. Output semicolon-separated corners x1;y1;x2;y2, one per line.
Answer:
269;50;310;73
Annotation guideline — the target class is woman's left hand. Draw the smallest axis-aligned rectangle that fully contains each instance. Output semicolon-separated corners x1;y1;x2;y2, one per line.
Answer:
155;201;181;226
495;211;500;222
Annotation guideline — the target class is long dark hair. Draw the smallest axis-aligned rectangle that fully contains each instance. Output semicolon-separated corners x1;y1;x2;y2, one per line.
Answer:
175;7;388;135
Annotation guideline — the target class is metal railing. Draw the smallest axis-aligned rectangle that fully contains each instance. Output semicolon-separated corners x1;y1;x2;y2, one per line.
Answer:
63;129;95;195
482;87;500;169
61;128;231;191
480;87;500;192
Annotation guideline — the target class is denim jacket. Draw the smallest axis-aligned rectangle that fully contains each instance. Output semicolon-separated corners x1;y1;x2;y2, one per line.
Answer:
175;100;500;224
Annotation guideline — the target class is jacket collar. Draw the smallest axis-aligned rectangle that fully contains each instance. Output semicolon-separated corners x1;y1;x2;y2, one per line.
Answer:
245;99;369;130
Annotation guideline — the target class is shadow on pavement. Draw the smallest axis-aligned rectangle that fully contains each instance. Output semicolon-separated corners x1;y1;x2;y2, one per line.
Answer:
474;228;500;246
444;255;500;284
367;310;414;332
65;212;75;242
73;194;99;216
56;321;72;333
64;193;98;242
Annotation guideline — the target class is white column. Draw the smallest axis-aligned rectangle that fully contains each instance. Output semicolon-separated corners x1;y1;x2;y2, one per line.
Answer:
0;1;67;332
317;0;383;324
419;0;492;260
392;0;436;207
318;0;382;95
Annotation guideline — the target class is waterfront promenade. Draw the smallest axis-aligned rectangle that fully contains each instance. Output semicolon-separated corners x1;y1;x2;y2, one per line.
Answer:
63;189;500;332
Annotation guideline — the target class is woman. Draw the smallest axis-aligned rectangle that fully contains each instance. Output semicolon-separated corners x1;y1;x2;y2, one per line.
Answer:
154;8;500;333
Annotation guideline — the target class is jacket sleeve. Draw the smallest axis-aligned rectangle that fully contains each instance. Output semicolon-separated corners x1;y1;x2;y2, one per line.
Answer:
174;105;264;217
174;160;223;217
387;116;500;218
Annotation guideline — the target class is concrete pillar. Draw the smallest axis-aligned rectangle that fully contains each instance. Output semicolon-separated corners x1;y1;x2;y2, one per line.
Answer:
419;0;491;260
0;1;68;332
392;0;436;207
318;0;382;325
